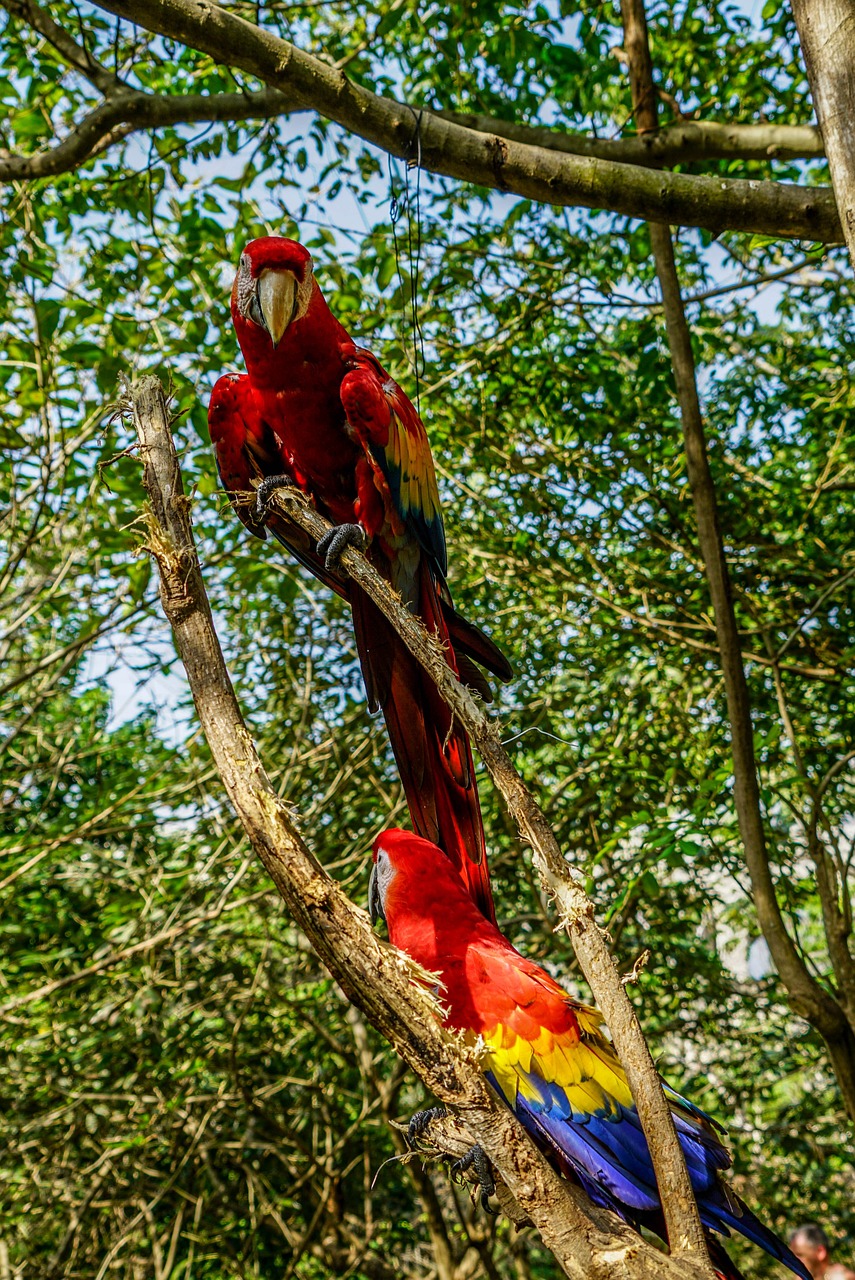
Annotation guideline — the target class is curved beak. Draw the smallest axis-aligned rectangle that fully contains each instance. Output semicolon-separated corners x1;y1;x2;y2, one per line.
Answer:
368;863;385;926
257;268;297;348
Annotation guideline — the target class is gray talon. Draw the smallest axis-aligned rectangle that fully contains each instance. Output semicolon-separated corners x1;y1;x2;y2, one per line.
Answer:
406;1106;447;1145
452;1144;497;1213
255;473;295;521
317;522;367;571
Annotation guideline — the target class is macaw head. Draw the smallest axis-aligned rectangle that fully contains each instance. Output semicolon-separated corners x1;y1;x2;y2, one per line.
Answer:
370;828;437;927
231;236;315;349
369;827;477;933
369;828;496;986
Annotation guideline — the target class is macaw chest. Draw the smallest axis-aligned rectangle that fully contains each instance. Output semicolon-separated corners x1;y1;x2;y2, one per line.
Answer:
256;383;363;518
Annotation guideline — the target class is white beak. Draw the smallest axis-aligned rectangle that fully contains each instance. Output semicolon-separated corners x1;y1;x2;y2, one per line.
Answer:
257;268;297;347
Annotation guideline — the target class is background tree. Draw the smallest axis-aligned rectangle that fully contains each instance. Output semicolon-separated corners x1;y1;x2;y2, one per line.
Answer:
0;0;853;1277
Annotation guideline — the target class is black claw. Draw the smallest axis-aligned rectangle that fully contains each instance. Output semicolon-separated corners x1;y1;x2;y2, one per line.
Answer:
452;1144;497;1214
255;473;295;521
317;522;367;571
406;1105;447;1145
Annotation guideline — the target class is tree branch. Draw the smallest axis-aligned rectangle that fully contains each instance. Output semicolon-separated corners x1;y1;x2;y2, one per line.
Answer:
790;0;855;270
3;0;120;94
439;111;825;165
126;373;710;1280
213;500;709;1242
253;493;714;1262
80;0;840;242
618;0;855;1123
0;86;306;182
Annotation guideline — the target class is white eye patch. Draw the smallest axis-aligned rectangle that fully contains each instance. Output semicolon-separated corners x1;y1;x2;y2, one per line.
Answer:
372;846;396;915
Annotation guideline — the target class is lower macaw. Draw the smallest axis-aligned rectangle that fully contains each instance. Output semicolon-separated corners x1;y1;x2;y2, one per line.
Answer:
209;237;511;923
369;828;810;1280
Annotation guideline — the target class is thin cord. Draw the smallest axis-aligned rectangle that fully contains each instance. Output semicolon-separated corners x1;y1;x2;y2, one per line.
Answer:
388;112;426;411
405;110;426;410
387;151;410;375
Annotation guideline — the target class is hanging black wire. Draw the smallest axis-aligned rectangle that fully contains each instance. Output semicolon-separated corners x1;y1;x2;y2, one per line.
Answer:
387;110;426;413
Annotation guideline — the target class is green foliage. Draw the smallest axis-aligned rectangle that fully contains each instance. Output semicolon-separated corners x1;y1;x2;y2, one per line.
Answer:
1;0;854;1277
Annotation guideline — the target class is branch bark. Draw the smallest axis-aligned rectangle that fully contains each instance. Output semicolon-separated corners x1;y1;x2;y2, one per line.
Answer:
156;430;710;1250
253;481;712;1263
0;87;306;182
790;0;855;269
126;373;712;1280
69;0;840;242
440;112;825;165
619;0;855;1124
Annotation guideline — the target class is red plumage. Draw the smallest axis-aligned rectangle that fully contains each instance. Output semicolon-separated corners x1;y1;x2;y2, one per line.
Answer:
209;237;511;921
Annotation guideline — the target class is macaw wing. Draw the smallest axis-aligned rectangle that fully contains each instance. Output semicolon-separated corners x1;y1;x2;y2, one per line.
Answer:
208;373;347;599
474;945;729;1216
340;347;447;577
208;373;274;539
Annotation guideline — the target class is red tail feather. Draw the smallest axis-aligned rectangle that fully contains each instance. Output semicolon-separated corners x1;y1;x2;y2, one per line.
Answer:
351;572;496;924
706;1234;746;1280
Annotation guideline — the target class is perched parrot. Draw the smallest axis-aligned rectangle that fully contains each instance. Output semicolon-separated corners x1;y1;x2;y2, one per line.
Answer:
369;828;811;1280
208;236;511;922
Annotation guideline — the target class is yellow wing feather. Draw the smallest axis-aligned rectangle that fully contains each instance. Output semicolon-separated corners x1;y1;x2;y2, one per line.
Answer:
482;1016;634;1117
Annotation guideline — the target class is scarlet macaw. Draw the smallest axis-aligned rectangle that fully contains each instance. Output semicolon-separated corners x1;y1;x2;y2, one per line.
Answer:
369;828;810;1280
209;237;511;922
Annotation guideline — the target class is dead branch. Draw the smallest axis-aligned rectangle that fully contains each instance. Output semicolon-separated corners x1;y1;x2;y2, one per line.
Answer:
255;474;710;1264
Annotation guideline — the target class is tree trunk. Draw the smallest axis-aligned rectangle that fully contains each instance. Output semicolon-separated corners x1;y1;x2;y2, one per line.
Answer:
790;0;855;270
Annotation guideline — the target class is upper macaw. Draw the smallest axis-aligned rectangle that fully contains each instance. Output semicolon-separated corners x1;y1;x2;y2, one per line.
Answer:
208;237;511;923
369;828;811;1280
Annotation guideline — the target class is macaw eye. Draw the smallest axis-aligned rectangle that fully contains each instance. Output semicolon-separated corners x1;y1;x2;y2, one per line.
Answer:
248;292;265;329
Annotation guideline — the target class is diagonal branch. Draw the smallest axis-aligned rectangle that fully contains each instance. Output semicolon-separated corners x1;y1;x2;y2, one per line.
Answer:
80;0;840;242
127;373;710;1280
216;518;709;1244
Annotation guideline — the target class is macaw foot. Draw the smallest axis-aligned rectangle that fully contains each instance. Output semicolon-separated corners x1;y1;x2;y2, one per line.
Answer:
254;473;296;522
453;1144;498;1214
406;1106;448;1145
317;522;368;572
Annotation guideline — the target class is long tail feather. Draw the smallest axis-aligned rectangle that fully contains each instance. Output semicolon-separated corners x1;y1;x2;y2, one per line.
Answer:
441;599;514;683
351;581;496;924
705;1235;746;1280
712;1197;811;1280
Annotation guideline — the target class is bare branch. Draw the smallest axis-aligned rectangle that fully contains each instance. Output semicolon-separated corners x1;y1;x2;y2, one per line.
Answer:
0;86;306;182
82;0;840;241
126;373;710;1280
216;513;709;1243
3;0;120;94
